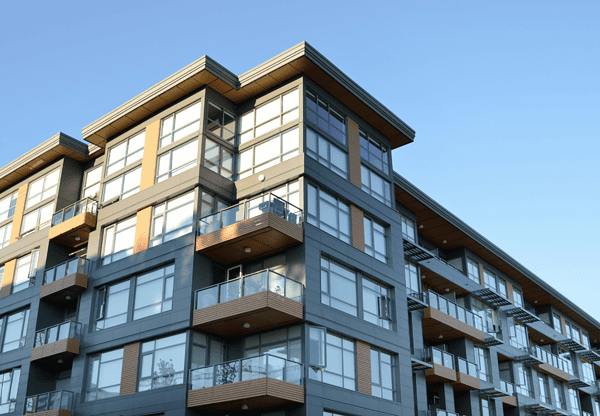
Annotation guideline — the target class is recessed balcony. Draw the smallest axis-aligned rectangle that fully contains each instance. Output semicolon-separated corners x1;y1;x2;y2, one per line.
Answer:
453;357;480;391
193;269;304;337
422;290;486;343
31;321;81;365
424;347;457;384
197;193;303;265
188;354;304;413
25;390;74;416
48;198;97;247
40;257;88;303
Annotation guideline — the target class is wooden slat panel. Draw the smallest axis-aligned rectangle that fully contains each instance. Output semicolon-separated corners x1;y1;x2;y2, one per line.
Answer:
356;340;371;395
425;363;457;383
9;183;28;243
133;207;152;254
30;409;71;416
347;118;362;188
453;372;480;391
120;342;140;395
39;273;87;300
30;338;79;361
536;363;571;382
502;395;518;407
478;263;486;287
351;204;365;251
506;281;514;303
0;258;16;298
140;120;160;191
422;307;486;342
48;212;97;243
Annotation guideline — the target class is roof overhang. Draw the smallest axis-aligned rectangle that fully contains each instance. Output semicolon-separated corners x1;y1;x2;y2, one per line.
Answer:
82;41;415;149
394;173;600;341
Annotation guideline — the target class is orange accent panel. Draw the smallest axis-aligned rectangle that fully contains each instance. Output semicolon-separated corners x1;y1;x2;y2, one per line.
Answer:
120;342;140;395
560;317;567;335
133;207;152;254
30;338;80;361
506;281;514;303
140;120;160;191
0;259;16;298
351;204;365;251
502;395;518;407
356;340;371;394
9;183;29;243
347;118;362;188
478;264;485;286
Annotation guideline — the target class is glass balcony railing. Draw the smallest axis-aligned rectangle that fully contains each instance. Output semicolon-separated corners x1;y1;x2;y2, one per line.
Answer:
43;256;88;285
199;193;303;236
51;197;98;227
425;347;455;370
25;390;73;414
189;354;303;390
426;290;484;331
195;269;304;309
456;357;478;377
527;345;571;374
514;383;530;396
436;410;461;416
34;321;82;347
499;379;516;395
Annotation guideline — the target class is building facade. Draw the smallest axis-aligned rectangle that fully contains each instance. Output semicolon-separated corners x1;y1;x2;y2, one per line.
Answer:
0;42;599;416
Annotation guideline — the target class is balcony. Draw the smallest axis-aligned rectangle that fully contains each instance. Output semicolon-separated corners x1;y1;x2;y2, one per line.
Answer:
407;290;428;311
193;269;303;337
188;354;304;413
504;304;540;324
197;193;303;265
580;349;600;362
499;380;518;407
515;346;571;382
434;410;463;416
31;321;81;364
453;357;480;391
472;287;512;308
424;347;457;383
48;198;97;247
40;257;88;303
422;291;485;343
25;390;74;416
559;336;587;352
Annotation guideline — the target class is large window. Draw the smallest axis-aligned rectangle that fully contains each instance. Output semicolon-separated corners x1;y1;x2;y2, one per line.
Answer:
12;250;39;293
513;287;524;308
581;361;595;384
371;349;396;400
102;166;141;202
0;223;11;249
466;259;481;283
244;326;301;362
84;348;123;401
569;388;580;414
1;309;29;352
133;265;175;320
475;346;490;382
309;331;355;391
306;127;348;179
139;333;186;391
321;258;357;316
160;101;201;148
21;202;54;236
508;319;529;349
203;139;233;180
481;398;494;416
156;139;198;183
401;215;416;243
0;192;18;223
362;278;391;330
360;130;389;174
361;165;392;207
0;368;20;414
554;383;566;410
151;192;194;247
26;169;59;209
538;374;550;403
237;127;299;180
83;165;102;199
101;217;136;265
106;131;145;176
516;364;533;396
306;90;346;145
190;332;225;370
199;190;228;218
404;260;420;295
307;184;350;244
364;217;387;263
94;280;130;331
207;103;235;142
239;89;299;144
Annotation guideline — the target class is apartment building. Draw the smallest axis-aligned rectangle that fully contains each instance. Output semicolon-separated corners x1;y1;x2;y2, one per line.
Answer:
0;41;599;416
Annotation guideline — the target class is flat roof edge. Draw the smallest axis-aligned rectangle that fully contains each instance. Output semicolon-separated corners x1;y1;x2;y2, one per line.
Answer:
394;172;600;330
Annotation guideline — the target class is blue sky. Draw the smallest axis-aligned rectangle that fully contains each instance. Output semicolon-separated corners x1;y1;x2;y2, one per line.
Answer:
1;1;599;323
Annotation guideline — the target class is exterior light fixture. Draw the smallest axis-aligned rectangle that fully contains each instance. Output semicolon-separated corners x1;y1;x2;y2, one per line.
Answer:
57;359;64;364
244;247;251;253
65;295;72;300
241;404;249;410
243;323;250;329
438;335;444;339
534;300;538;304
419;225;424;229
445;288;450;292
442;240;447;244
74;236;81;241
258;174;265;182
421;274;426;279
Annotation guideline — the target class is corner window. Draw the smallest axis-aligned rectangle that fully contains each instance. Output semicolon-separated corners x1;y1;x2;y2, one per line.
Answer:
466;259;480;283
12;250;38;293
199;190;228;218
272;181;300;210
360;130;389;174
306;127;348;179
139;333;186;391
401;215;416;243
26;169;59;209
94;280;130;331
305;91;346;145
370;349;397;400
106;131;145;176
204;139;233;180
160;101;201;148
361;165;392;207
0;223;12;249
239;89;299;144
84;348;123;401
151;192;194;247
101;217;136;265
21;202;54;236
554;383;566;409
320;258;357;316
307;184;351;244
207;103;235;142
133;265;175;320
1;309;29;352
362;278;392;329
364;217;387;263
0;192;18;223
236;127;299;180
309;331;355;391
475;346;490;382
0;368;20;413
83;165;102;199
309;326;326;370
156;139;198;183
102;166;141;203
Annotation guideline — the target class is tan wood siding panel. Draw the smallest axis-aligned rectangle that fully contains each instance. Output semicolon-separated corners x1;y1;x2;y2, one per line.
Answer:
506;281;514;303
356;340;371;395
425;363;457;383
453;372;480;391
140;120;160;191
351;204;365;251
48;212;97;242
39;273;87;300
536;363;571;382
31;338;80;361
0;258;16;298
120;342;140;395
560;317;567;335
347;118;362;188
9;183;28;243
29;409;71;416
478;263;485;287
133;207;152;254
422;307;486;342
502;395;518;407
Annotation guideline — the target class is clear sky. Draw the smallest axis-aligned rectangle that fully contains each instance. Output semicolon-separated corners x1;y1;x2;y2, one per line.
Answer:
1;1;599;322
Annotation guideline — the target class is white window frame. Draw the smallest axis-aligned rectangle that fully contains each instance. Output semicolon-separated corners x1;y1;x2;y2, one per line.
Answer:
0;192;18;223
306;127;348;179
83;165;103;199
26;169;60;209
0;222;12;249
102;166;141;203
364;216;387;263
150;191;195;247
159;101;202;148
307;184;351;244
12;250;39;293
156;139;198;183
20;202;54;236
203;138;233;180
101;216;136;265
105;131;145;176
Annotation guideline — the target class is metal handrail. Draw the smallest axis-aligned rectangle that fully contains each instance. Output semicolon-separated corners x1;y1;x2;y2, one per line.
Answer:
426;290;484;331
436;410;461;416
189;353;303;390
528;345;571;374
199;192;303;235
43;256;88;285
51;197;97;227
456;356;479;377
499;379;516;395
25;390;74;414
34;321;82;347
195;268;304;309
425;347;455;370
